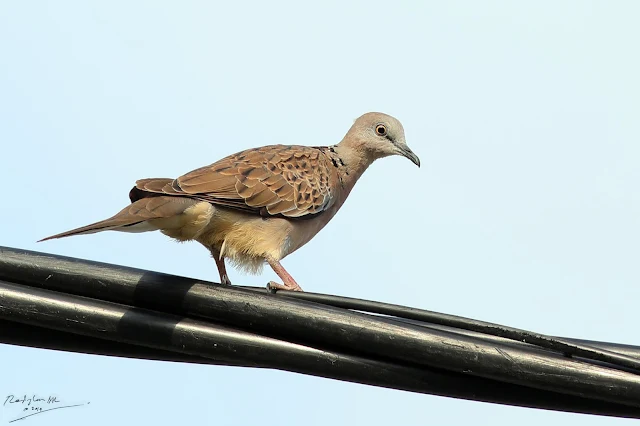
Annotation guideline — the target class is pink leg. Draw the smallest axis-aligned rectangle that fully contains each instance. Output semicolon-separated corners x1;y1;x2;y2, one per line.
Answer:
209;247;232;285
267;258;303;292
215;257;232;285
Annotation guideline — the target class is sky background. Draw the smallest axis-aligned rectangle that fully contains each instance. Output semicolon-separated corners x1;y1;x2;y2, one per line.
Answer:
1;1;639;424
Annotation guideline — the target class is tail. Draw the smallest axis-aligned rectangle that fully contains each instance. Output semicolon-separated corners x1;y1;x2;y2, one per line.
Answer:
39;195;197;242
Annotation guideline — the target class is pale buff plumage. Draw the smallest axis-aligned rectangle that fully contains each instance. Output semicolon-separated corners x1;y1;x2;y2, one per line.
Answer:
41;112;420;291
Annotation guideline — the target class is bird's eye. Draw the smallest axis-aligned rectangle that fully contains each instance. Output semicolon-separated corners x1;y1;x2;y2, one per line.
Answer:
375;124;387;137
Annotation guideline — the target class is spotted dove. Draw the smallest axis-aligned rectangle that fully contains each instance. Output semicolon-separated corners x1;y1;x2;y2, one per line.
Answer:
41;112;420;291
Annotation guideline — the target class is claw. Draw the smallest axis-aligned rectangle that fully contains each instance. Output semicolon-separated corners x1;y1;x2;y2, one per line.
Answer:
267;280;303;292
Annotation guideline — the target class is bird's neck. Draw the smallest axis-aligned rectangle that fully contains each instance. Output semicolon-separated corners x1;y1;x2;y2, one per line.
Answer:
326;140;375;190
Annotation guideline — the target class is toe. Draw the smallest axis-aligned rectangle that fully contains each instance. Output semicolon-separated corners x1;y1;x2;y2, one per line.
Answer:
267;281;283;293
267;281;303;292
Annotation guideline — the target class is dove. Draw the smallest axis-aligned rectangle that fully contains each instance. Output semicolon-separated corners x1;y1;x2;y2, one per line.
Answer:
40;112;420;291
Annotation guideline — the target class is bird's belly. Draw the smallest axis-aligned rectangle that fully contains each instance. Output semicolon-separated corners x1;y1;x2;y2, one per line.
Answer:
196;208;295;273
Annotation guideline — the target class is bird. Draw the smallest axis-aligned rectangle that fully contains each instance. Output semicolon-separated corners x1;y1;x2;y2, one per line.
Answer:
40;112;420;292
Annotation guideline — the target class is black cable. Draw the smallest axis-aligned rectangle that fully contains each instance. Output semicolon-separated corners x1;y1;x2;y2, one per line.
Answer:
246;288;640;364
2;280;640;418
1;246;640;418
0;319;244;367
2;246;639;374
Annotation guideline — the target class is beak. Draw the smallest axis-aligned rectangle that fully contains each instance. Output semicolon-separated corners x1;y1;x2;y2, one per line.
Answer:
397;145;421;167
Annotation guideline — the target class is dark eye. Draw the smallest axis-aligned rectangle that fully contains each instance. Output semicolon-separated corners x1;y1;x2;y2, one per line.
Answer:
375;124;387;137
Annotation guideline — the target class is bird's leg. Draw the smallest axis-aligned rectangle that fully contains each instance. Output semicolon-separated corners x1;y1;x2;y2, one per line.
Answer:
215;257;232;285
266;258;303;292
209;247;232;285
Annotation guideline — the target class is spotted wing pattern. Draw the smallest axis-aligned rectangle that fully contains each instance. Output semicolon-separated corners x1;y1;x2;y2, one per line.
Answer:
131;145;340;219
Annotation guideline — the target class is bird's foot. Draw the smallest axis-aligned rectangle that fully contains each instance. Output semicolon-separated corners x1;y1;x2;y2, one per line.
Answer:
221;274;232;286
267;281;303;292
266;258;304;292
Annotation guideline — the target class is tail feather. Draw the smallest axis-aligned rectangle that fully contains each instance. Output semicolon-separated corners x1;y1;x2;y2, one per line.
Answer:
38;219;145;242
39;196;197;242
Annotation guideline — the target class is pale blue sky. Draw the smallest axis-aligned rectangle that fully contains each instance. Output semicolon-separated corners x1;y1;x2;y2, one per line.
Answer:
1;1;639;425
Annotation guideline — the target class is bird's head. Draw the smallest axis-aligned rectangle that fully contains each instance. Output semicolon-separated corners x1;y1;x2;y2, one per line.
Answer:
341;112;420;167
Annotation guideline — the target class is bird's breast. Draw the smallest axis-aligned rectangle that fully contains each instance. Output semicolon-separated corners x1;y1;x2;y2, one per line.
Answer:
197;207;294;262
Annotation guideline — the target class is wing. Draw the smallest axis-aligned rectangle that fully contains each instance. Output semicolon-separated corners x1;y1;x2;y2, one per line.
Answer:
131;145;340;219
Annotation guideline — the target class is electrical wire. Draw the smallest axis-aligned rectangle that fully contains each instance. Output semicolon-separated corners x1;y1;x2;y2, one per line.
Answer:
1;246;639;418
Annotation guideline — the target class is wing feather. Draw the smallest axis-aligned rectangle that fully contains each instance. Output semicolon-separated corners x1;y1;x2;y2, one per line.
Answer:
131;145;339;219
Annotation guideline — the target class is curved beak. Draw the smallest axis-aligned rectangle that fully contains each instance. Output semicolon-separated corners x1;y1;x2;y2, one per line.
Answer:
398;145;421;167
